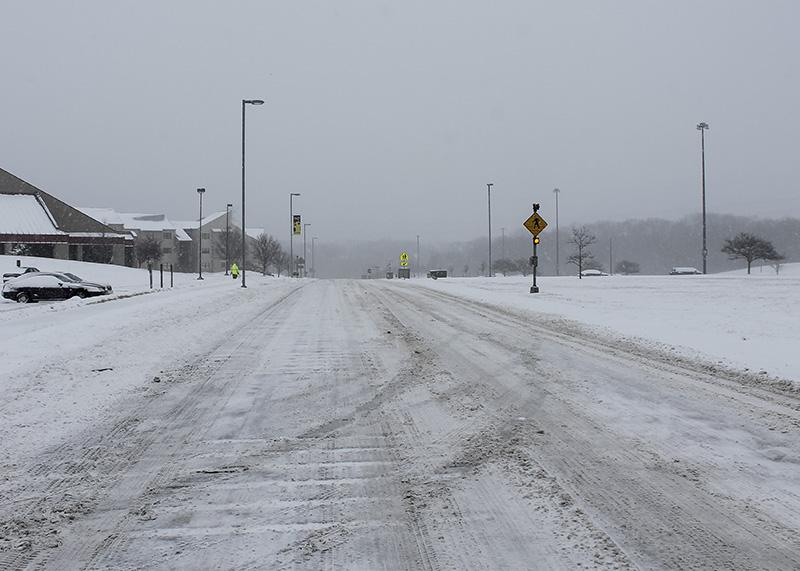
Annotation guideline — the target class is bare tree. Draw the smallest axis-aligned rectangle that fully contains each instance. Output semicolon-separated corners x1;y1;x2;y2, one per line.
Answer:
492;258;517;276
253;233;283;275
515;258;531;277
567;226;597;278
721;232;784;274
135;236;162;267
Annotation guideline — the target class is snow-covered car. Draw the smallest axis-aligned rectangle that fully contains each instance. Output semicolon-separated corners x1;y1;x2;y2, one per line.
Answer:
59;272;113;294
669;267;701;275
580;269;609;277
2;266;40;283
1;273;110;303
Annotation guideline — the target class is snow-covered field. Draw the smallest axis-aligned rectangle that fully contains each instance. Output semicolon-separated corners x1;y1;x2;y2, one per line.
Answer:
414;264;800;381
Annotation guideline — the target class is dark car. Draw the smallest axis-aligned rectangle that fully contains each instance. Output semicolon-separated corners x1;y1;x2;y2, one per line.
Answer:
2;266;40;283
59;272;113;293
1;272;111;303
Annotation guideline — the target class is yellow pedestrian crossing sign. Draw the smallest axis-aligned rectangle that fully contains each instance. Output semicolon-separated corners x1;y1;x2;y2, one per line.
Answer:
523;212;548;237
399;252;409;267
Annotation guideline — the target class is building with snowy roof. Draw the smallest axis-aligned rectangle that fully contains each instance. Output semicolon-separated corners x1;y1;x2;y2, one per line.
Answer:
0;167;133;265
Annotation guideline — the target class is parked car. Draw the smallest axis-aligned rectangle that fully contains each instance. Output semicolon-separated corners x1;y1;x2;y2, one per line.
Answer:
2;273;111;303
669;267;701;275
59;272;113;293
2;266;40;283
581;269;609;277
428;269;448;279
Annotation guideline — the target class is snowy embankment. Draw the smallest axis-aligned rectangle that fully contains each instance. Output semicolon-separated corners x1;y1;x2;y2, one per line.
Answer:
412;263;800;381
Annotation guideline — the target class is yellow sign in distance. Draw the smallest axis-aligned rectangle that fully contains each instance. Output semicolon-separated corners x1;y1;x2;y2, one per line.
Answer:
523;212;548;237
399;251;409;267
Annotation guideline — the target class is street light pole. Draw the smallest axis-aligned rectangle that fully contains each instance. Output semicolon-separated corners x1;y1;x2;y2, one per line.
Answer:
697;122;710;274
196;187;205;280
553;188;560;276
312;236;318;278
241;98;264;288
416;234;420;278
289;193;300;277
303;223;311;278
487;183;493;277
225;203;232;275
501;227;505;260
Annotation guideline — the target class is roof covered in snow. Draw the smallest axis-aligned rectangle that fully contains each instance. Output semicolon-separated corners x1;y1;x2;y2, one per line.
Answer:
0;194;64;236
79;208;192;241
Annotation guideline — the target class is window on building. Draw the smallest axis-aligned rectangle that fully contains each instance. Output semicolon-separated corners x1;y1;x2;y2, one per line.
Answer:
201;248;210;254
202;233;210;240
162;247;173;254
163;231;172;240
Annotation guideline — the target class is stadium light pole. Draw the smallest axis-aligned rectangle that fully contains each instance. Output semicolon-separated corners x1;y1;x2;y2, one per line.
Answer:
289;193;300;276
487;183;494;277
241;98;264;288
196;187;205;280
697;122;710;274
224;203;232;275
553;188;560;276
312;236;318;278
303;222;311;277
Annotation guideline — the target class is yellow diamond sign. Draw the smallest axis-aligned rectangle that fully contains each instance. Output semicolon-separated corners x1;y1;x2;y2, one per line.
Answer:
523;212;548;236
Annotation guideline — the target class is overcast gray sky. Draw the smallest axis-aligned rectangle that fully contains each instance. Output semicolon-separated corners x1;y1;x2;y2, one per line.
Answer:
2;0;798;242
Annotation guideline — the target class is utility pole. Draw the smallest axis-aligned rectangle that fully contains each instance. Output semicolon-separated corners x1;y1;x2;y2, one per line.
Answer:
501;227;505;260
609;237;613;275
289;193;300;277
697;122;710;274
553;188;560;276
224;203;232;275
312;236;318;278
196;187;205;280
303;223;311;278
487;183;493;277
416;235;420;278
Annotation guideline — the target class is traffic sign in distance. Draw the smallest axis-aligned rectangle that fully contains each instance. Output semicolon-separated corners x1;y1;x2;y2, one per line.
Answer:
523;212;548;236
400;251;409;267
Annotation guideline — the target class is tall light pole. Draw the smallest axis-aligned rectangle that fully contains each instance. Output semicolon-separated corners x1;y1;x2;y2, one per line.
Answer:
501;227;506;260
224;203;232;275
697;122;710;274
241;98;264;288
196;187;205;280
312;236;318;278
487;183;493;277
553;188;560;276
303;222;311;278
416;234;420;278
289;193;300;277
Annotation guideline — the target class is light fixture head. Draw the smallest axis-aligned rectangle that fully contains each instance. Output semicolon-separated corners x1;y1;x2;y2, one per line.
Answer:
245;99;265;105
697;122;709;130
197;187;206;193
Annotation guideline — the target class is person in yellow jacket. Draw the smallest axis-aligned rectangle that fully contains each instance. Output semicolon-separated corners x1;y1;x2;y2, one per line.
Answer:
230;262;240;279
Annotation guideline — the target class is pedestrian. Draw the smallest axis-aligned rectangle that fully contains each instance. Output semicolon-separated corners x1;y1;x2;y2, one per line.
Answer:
231;262;239;279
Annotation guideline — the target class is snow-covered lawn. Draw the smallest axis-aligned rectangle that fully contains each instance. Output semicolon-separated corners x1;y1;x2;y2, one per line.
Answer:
0;254;269;315
411;264;800;381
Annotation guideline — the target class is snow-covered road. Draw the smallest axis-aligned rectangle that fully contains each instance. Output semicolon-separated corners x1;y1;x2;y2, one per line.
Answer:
2;279;799;569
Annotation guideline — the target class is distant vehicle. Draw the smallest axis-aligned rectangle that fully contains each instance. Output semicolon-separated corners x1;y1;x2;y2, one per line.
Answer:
429;269;448;279
580;269;609;277
2;266;40;283
670;267;702;275
2;273;111;303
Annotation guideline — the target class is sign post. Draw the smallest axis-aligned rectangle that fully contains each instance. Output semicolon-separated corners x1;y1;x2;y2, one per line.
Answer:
522;204;547;294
